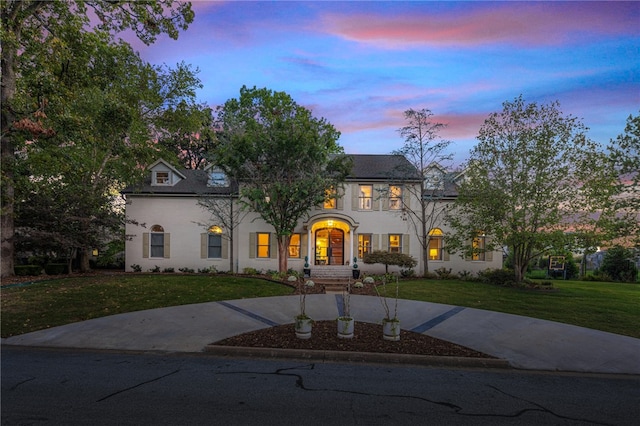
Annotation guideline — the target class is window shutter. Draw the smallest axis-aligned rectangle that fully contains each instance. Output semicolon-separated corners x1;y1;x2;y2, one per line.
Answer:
201;233;207;259
403;234;410;254
336;187;344;210
351;184;359;210
143;233;149;258
372;185;381;210
164;233;170;258
443;248;450;261
270;233;277;259
249;233;256;259
485;237;493;262
381;197;389;211
372;234;380;251
403;187;410;209
222;237;229;259
301;233;308;258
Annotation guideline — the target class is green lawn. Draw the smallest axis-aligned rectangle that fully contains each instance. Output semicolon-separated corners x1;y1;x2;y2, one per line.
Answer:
2;274;638;339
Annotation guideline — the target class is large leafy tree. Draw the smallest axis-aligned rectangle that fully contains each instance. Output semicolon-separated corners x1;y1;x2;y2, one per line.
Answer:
447;96;600;283
1;0;194;277
157;101;216;170
214;86;352;272
391;108;452;275
15;37;201;271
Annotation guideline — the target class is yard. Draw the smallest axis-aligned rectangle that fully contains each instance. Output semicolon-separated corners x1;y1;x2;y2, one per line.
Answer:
1;273;638;339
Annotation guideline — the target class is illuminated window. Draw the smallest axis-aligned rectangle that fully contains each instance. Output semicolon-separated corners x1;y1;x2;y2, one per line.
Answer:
388;234;401;253
288;234;301;258
150;224;165;257
154;171;170;185
257;233;270;258
324;187;336;209
359;185;373;210
208;225;223;258
472;232;486;261
428;228;443;260
389;185;402;210
358;234;371;259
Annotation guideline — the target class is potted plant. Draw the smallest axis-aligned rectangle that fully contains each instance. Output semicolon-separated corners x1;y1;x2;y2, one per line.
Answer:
337;280;354;339
303;255;311;278
352;256;360;279
375;276;401;341
294;278;315;339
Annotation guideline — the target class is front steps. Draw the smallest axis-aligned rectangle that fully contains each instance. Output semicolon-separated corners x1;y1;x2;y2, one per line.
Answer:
308;266;355;293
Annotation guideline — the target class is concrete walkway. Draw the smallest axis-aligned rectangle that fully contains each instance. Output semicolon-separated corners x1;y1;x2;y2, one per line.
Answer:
3;295;639;374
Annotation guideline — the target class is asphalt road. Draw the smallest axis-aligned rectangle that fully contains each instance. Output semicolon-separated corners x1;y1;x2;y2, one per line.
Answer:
2;346;639;425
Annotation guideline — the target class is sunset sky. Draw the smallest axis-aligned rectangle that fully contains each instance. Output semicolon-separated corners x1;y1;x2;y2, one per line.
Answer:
129;1;639;165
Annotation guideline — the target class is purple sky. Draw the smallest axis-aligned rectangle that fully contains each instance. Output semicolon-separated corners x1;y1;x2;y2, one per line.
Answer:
129;1;639;165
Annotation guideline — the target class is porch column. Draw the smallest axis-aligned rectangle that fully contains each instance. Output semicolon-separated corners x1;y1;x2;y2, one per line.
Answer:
307;229;312;265
349;228;354;264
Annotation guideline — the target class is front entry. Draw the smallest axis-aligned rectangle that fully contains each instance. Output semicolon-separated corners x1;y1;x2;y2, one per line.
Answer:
315;228;344;265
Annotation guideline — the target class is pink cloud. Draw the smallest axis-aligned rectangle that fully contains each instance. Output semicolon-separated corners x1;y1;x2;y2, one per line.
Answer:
321;2;639;48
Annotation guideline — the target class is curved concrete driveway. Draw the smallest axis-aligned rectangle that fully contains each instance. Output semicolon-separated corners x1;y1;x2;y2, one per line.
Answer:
3;295;639;375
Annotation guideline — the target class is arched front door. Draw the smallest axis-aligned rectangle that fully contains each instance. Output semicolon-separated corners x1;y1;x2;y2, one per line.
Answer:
315;228;344;265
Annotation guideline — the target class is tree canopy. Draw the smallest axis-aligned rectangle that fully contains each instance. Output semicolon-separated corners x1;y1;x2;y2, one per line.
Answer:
213;86;352;272
1;0;195;276
446;96;600;283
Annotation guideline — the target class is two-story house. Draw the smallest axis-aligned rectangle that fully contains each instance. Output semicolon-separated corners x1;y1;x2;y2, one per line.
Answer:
123;155;502;276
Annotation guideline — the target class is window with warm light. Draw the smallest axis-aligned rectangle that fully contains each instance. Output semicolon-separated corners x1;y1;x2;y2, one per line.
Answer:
257;233;270;258
358;234;371;259
428;228;443;260
324;187;336;209
389;185;402;210
472;232;486;261
208;226;223;258
388;234;401;253
359;185;373;210
288;234;301;258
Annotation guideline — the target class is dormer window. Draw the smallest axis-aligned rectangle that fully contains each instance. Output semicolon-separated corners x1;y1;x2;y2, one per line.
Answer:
208;170;228;187
154;171;170;185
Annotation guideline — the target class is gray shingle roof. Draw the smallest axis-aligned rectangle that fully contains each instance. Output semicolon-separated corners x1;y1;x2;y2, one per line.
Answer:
123;154;422;195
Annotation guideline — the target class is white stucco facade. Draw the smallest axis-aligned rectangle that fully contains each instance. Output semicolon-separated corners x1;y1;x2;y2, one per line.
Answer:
124;156;503;276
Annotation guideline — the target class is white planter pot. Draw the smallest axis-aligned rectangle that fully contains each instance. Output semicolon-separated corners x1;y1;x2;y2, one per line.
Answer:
295;317;313;339
337;317;354;339
382;319;401;341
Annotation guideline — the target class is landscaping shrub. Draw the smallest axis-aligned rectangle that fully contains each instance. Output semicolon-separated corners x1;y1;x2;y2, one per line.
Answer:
179;267;195;273
14;265;42;276
44;263;69;275
434;267;454;279
477;268;517;287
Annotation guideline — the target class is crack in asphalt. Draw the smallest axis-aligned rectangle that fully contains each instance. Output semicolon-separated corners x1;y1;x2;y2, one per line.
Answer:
218;363;616;425
95;369;180;402
9;376;35;391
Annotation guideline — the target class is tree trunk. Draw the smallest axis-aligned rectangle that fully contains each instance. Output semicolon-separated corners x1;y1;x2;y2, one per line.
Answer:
1;23;18;278
277;235;290;273
79;248;91;273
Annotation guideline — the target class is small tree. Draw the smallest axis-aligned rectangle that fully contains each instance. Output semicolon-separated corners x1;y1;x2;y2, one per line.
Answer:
213;86;351;272
391;109;452;276
600;246;638;283
363;250;417;274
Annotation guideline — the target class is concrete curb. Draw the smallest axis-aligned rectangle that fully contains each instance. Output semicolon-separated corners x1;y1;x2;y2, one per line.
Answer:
204;345;512;369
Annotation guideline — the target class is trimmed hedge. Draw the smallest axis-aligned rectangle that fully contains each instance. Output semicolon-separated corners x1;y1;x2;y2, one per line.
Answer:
14;265;43;276
44;263;69;275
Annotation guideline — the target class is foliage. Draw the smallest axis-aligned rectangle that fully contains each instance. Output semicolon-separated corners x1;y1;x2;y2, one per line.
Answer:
433;267;454;279
14;265;42;276
476;268;517;287
600;246;638;283
391;108;453;276
362;250;417;273
0;0;194;276
213;86;351;272
447;96;600;283
130;264;142;273
157;102;216;170
44;264;69;275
